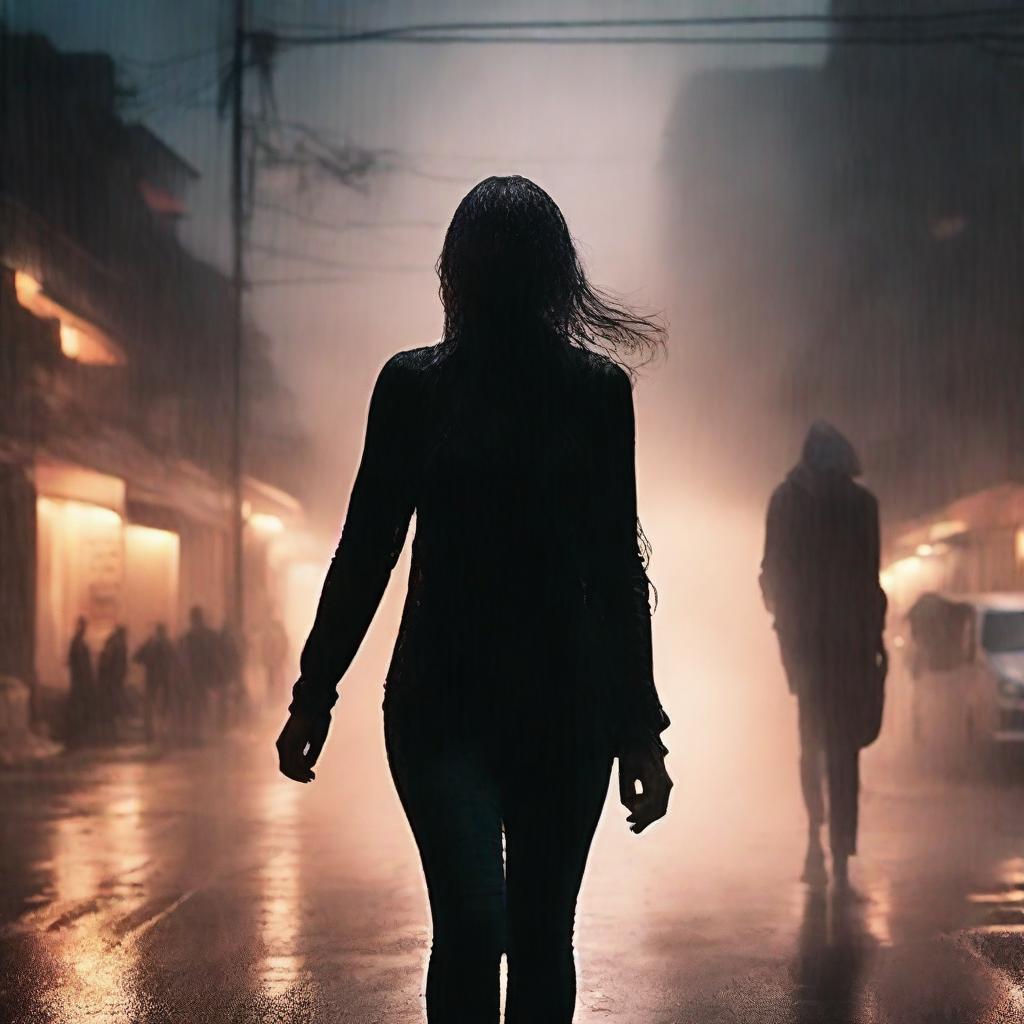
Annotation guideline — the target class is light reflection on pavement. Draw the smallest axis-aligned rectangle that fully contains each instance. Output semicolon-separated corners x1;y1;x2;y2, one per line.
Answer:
1;729;1024;1023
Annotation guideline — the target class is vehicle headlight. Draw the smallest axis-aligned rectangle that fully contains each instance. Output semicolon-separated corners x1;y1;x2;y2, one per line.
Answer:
998;676;1024;699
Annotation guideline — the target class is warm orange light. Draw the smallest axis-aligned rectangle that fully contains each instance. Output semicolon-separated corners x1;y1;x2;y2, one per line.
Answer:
13;269;124;366
60;323;81;359
880;554;924;594
125;523;177;549
930;519;967;542
38;495;122;527
249;512;285;535
35;463;125;511
123;524;180;638
14;270;43;304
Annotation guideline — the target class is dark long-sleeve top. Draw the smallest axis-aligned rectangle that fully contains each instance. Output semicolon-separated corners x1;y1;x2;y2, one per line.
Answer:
290;343;669;756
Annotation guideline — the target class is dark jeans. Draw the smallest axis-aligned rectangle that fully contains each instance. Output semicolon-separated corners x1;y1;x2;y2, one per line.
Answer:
385;710;613;1023
798;696;859;858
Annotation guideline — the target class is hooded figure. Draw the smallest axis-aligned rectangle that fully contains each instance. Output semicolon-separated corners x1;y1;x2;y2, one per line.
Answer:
760;422;887;889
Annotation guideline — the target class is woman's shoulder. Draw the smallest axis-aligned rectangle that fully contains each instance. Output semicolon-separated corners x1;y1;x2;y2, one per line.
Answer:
378;342;631;397
564;347;631;393
380;344;440;378
372;345;445;402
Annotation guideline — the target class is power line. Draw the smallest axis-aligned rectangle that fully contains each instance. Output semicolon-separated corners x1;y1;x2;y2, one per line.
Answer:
254;198;441;233
118;46;225;118
396;166;477;185
127;63;228;120
269;7;1024;33
250;241;368;269
249;241;431;274
250;268;431;287
262;8;1024;48
117;44;221;71
276;32;1018;47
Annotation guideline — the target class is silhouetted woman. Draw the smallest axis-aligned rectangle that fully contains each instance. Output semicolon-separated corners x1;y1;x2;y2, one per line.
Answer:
277;176;672;1023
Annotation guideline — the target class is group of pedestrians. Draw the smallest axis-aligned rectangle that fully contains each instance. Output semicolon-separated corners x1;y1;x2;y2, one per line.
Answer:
67;617;128;745
66;606;258;746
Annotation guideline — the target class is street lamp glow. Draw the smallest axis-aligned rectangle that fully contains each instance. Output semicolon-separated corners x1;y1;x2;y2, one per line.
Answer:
14;270;42;304
248;512;284;535
59;323;81;359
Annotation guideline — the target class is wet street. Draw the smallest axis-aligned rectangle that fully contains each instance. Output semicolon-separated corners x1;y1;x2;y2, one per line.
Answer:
1;708;1024;1024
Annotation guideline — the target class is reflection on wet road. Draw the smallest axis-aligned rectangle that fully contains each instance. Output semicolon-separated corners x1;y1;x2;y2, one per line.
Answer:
1;730;1024;1022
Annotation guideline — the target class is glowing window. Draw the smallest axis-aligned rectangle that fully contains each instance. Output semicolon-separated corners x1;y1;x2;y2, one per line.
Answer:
12;270;125;366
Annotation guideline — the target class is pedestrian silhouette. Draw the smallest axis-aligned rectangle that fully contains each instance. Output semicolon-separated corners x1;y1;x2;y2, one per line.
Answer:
67;616;93;745
134;623;176;742
276;175;672;1023
760;422;887;891
179;606;220;742
97;625;128;743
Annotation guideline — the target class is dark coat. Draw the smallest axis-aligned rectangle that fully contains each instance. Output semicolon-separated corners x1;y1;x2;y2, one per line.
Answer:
180;625;222;692
98;631;128;692
68;634;93;693
134;635;175;697
760;466;887;746
67;632;94;737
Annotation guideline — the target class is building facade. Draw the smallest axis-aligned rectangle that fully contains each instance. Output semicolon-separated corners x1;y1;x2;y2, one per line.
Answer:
662;1;1024;522
0;31;305;723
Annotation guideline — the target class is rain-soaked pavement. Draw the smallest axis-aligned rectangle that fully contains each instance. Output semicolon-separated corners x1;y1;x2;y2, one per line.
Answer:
2;715;1024;1024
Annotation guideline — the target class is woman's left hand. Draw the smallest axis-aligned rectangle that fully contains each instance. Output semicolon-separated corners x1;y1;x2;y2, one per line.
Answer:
276;711;331;783
618;744;672;834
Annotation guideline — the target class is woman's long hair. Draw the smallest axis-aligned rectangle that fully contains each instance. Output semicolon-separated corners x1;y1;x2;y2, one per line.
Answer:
436;175;665;372
436;175;661;597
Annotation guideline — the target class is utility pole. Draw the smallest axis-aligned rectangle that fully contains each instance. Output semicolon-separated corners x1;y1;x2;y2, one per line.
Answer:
230;0;246;635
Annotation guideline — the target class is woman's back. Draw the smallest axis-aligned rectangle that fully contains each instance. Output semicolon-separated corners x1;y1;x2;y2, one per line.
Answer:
411;345;608;591
364;343;637;736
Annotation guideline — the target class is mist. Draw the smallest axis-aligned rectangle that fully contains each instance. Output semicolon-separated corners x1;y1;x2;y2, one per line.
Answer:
4;2;1024;1021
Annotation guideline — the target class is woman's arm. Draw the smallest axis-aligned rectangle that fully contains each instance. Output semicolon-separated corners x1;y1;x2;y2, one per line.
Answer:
603;365;670;756
288;354;418;720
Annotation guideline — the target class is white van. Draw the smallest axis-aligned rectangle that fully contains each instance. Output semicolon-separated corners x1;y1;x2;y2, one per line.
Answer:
905;592;1024;759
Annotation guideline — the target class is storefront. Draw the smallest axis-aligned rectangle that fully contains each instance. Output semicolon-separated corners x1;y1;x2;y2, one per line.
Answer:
33;461;180;691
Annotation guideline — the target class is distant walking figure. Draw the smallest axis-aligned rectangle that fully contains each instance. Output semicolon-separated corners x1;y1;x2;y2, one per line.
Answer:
97;625;128;742
67;616;93;744
760;423;887;890
179;606;220;741
277;176;672;1023
134;623;176;742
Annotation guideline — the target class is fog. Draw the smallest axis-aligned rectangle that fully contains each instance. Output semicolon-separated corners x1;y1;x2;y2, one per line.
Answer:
232;3;828;874
5;0;836;879
11;3;1021;1018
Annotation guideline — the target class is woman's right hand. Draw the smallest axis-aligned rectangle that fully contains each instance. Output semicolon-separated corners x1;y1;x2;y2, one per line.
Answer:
276;710;331;783
618;744;672;834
